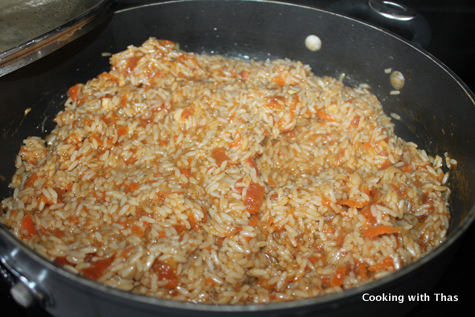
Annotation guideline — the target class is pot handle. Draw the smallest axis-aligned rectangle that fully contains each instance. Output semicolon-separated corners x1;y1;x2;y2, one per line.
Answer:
326;0;431;49
0;254;51;308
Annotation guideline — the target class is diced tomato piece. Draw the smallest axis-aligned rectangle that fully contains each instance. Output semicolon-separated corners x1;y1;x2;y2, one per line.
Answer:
83;256;115;280
244;182;265;214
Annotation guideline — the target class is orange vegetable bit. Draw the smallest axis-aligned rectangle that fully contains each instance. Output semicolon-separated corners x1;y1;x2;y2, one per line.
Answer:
125;55;141;74
67;83;80;102
120;94;128;107
362;225;400;239
246;156;259;174
368;256;395;272
98;72;119;84
158;39;176;47
178;167;193;179
228;133;241;148
117;126;128;138
354;261;369;280
265;96;286;111
316;109;337;122
330;266;347;287
21;214;37;238
350;114;361;128
249;214;259;227
379;159;393;170
244;182;266;214
181;107;194;120
361;206;376;226
24;172;38;188
308;256;319;265
151;259;179;289
400;163;412;173
124;181;140;193
187;211;201;232
118;247;134;258
272;74;286;87
240;70;249;81
211;147;231;166
131;224;145;238
337;199;370;209
53;256;69;266
83;256;116;280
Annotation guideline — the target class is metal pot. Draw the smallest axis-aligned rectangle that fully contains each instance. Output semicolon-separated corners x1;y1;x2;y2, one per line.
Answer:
1;1;474;316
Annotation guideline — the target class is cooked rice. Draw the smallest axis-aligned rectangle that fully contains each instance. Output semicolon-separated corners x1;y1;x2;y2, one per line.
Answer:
1;38;452;304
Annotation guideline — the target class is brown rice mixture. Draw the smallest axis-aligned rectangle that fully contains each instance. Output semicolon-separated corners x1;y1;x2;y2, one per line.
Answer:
1;38;451;304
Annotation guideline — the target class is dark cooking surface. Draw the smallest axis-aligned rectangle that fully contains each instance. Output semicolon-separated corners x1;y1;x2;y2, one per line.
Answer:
1;0;474;316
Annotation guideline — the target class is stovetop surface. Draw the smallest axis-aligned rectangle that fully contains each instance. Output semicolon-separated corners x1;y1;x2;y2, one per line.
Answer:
1;1;474;316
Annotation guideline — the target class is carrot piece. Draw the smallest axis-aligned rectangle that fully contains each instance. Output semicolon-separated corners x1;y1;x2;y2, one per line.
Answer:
83;256;115;280
229;133;241;147
356;261;369;280
267;175;277;188
173;224;187;234
361;206;376;226
247;157;259;174
181;107;194;120
187;211;200;232
68;84;80;102
337;199;370;209
118;247;134;258
401;164;412;173
325;226;335;234
37;193;56;206
249;214;259;227
21;215;37;238
211;147;231;166
267;216;274;226
117;126;128;138
316;109;337;122
308;256;318;265
244;182;265;214
321;277;331;288
125;55;141;73
54;256;69;266
363;142;373;149
321;196;332;207
24;172;38;188
368;256;394;272
362;225;400;239
179;167;192;178
151;259;178;289
265;96;285;110
159;39;175;47
205;277;216;286
272;75;286;87
98;72;119;84
117;93;126;108
350;115;361;128
131;224;145;237
331;266;347;287
124;182;139;193
379;159;393;170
